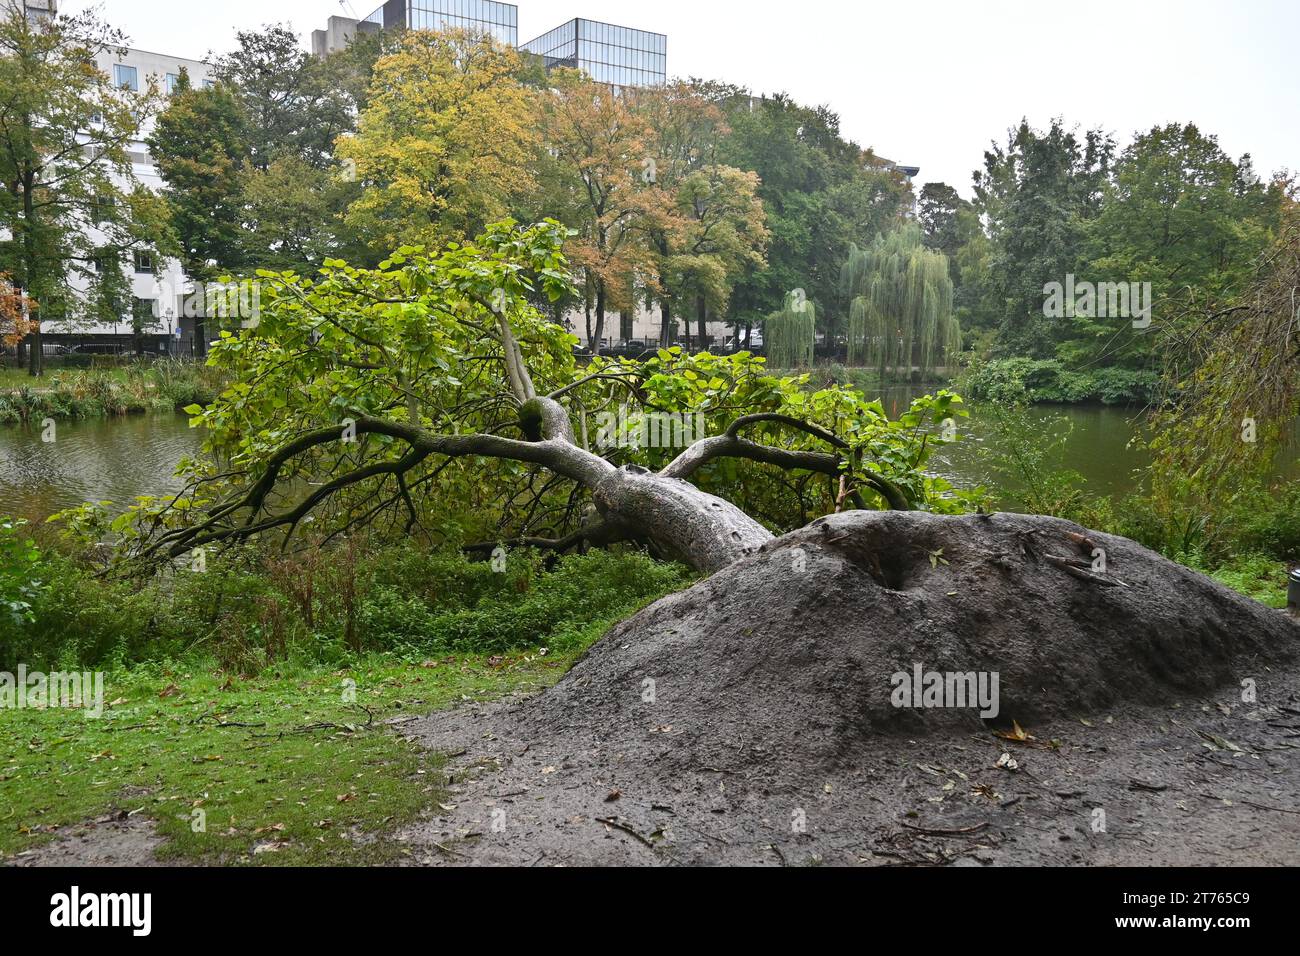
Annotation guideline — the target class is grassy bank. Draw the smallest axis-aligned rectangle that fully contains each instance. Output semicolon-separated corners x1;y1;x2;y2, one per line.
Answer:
0;652;575;865
0;541;694;864
0;361;222;424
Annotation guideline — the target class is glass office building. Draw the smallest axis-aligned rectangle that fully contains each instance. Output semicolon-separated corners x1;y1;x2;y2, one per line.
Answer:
522;18;666;87
361;0;519;47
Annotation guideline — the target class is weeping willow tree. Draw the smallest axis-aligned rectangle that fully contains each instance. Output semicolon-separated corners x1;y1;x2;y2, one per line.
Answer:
841;223;960;380
765;289;816;368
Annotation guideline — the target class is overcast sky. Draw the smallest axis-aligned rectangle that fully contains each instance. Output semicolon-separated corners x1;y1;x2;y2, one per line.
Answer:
64;0;1300;197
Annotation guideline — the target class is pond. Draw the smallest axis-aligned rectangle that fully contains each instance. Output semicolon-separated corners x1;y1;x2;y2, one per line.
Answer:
1;397;1296;520
0;413;202;519
878;385;1157;500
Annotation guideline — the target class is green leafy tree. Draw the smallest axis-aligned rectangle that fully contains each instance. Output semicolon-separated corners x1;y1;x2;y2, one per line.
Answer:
125;221;970;577
974;119;1114;358
1146;198;1300;532
764;289;815;368
841;223;960;381
718;93;912;341
209;23;357;170
241;154;362;273
0;516;42;626
148;70;252;277
0;5;174;374
1068;123;1285;367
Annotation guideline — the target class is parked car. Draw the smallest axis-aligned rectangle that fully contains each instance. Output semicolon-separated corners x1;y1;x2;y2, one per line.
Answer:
722;329;764;352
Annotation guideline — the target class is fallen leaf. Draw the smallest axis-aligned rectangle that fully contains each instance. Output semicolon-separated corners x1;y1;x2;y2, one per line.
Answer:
994;720;1032;742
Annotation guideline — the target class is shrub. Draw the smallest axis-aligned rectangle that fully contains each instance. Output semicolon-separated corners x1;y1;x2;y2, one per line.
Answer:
960;358;1158;406
0;543;694;670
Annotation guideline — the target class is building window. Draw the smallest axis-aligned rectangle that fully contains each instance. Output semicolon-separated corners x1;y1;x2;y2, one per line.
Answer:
91;195;114;224
133;251;154;274
113;64;138;91
166;73;181;94
202;78;215;90
132;297;157;328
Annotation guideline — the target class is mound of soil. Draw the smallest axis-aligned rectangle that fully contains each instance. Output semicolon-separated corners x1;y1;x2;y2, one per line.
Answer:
402;511;1300;865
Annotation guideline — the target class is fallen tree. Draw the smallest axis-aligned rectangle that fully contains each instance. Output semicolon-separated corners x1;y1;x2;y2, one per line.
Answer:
118;221;969;572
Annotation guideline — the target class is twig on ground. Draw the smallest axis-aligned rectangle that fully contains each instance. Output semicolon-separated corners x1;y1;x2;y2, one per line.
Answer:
901;821;990;837
595;816;658;849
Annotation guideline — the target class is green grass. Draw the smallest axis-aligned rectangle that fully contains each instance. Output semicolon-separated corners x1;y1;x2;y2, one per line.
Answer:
0;651;576;866
0;365;140;388
1202;554;1290;609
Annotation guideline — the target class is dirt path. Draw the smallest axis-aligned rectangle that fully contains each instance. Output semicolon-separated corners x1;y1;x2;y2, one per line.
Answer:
11;679;1300;867
394;675;1300;866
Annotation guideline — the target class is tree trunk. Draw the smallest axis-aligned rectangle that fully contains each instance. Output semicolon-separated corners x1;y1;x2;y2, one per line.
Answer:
696;295;707;352
593;466;772;573
660;302;672;347
592;283;606;357
21;168;42;377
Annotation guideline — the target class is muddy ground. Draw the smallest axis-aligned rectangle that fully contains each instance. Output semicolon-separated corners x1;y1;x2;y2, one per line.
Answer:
393;511;1300;866
11;512;1300;866
396;680;1300;866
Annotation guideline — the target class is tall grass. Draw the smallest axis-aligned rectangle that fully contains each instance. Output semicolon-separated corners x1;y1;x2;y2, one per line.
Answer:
0;360;222;424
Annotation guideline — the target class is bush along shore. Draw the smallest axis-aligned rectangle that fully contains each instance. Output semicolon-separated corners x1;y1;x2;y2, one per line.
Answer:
959;357;1160;406
0;361;222;424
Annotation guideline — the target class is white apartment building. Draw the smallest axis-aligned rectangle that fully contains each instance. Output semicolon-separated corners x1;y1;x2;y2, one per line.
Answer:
8;0;215;356
40;45;216;355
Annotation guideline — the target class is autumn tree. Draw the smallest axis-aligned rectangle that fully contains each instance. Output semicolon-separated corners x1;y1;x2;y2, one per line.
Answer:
534;69;654;353
637;81;767;348
338;28;540;256
0;272;34;348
